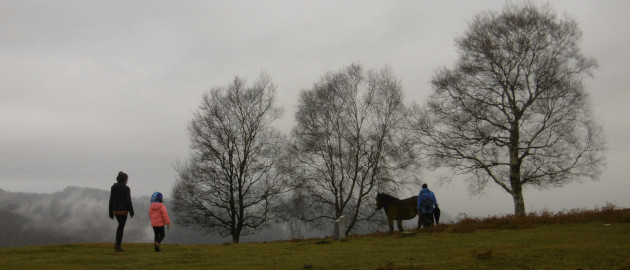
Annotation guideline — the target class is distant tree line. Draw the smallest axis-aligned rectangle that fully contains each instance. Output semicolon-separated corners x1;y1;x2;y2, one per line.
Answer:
172;2;605;243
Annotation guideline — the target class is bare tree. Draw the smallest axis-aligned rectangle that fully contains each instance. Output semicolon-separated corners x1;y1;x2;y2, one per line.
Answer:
286;63;410;234
407;2;605;216
172;73;288;243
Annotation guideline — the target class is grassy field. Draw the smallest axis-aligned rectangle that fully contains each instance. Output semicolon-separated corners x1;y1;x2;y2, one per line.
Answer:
2;208;630;269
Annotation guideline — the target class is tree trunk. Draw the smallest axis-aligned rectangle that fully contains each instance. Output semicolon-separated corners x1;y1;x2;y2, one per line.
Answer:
233;220;242;243
509;147;526;216
232;234;239;244
509;165;526;216
509;121;526;216
512;189;526;217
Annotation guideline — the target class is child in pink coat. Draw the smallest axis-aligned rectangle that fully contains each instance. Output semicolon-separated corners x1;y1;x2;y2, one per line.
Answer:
149;192;170;252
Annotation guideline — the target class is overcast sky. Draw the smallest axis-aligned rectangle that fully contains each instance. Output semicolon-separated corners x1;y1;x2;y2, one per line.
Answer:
1;0;629;217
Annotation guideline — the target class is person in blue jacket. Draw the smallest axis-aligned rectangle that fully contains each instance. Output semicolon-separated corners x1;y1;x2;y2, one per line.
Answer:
417;183;438;228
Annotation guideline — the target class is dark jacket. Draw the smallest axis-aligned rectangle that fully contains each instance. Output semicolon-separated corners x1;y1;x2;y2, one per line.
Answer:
109;182;134;218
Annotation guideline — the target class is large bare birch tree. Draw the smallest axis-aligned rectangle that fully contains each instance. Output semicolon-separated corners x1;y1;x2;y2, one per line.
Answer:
286;63;410;234
172;73;288;243
408;2;605;216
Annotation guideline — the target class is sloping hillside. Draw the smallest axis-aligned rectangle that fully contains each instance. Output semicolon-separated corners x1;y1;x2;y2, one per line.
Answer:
1;221;629;269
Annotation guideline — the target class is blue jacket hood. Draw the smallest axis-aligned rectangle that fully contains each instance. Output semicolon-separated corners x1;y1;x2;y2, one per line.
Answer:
150;192;163;203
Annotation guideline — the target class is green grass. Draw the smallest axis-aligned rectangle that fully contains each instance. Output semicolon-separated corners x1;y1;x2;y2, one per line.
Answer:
2;208;630;269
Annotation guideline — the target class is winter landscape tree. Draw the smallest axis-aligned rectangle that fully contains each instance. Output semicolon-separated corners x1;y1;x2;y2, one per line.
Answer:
172;73;288;243
285;63;411;234
407;2;605;216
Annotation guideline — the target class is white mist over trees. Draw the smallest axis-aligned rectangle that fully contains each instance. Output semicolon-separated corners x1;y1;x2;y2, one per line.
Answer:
0;187;177;247
0;187;313;247
406;2;605;216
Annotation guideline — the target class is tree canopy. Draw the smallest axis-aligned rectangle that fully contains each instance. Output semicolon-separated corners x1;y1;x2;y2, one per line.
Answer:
407;2;605;216
172;73;288;243
285;63;411;233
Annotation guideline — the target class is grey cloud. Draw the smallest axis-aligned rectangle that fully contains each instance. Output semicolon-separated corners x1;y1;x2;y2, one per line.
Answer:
1;0;628;216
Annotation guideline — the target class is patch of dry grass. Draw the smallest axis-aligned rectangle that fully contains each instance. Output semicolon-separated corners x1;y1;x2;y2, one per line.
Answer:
445;203;630;233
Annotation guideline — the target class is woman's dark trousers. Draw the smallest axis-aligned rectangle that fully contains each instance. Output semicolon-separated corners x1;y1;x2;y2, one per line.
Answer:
115;214;127;247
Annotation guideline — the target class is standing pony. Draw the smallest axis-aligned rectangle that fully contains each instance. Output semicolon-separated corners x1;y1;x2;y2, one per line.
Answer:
375;193;420;234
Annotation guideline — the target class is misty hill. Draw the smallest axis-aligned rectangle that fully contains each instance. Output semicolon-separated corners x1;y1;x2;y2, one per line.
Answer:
0;187;452;248
0;187;234;247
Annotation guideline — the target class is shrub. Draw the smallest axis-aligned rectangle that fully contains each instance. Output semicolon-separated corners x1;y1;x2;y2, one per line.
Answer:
446;203;629;233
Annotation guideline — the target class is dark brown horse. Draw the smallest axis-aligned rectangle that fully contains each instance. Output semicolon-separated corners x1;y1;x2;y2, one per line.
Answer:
376;193;420;234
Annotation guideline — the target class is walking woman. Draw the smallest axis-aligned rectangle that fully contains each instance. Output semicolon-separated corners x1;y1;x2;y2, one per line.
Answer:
109;171;134;251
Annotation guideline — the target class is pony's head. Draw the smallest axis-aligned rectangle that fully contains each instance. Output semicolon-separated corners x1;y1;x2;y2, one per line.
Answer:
375;193;398;210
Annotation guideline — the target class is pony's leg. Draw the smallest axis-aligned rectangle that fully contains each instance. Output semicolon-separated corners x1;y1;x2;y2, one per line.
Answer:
388;219;394;234
397;220;404;233
417;215;421;229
